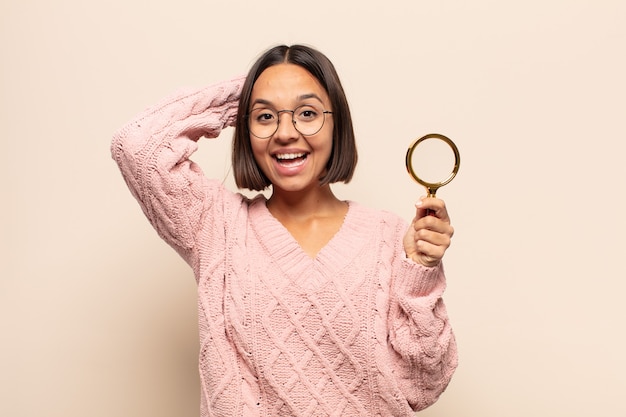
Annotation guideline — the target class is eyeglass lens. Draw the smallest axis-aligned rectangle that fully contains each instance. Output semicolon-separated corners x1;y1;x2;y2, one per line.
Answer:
248;105;329;139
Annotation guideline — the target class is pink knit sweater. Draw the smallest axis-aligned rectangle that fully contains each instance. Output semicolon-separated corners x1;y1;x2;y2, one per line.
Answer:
111;76;457;417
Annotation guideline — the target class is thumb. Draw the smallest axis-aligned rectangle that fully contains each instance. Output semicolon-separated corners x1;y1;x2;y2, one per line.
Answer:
414;195;433;219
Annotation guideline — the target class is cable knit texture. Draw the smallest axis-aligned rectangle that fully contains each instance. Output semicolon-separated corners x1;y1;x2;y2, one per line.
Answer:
111;76;457;417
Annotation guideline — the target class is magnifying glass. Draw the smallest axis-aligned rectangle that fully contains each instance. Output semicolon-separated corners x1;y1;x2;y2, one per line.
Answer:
405;133;460;198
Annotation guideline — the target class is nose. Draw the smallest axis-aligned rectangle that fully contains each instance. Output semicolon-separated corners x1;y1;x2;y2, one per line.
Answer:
274;110;299;141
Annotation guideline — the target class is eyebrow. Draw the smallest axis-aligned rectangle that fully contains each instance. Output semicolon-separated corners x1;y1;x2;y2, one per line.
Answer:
250;93;325;108
297;93;324;102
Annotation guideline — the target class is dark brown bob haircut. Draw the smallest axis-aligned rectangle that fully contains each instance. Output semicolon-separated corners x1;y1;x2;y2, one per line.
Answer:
233;44;358;191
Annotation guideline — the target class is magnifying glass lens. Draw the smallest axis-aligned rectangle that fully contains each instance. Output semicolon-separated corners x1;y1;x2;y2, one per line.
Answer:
406;133;460;197
409;138;457;184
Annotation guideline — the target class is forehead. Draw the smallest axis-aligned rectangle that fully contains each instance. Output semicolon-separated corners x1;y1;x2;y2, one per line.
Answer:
251;63;329;105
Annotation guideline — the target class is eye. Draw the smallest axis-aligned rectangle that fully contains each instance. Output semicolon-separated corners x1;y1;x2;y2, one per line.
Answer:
295;105;320;121
251;109;277;125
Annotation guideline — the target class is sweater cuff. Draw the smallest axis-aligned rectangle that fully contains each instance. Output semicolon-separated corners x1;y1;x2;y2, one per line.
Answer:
396;259;445;297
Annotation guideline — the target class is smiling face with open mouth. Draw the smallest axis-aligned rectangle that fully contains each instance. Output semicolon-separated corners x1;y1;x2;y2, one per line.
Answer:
249;63;334;195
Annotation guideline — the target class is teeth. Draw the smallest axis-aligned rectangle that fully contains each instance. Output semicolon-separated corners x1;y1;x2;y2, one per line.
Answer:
276;152;305;160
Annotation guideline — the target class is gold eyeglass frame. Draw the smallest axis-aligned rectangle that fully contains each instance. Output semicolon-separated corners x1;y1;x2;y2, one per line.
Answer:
405;133;461;197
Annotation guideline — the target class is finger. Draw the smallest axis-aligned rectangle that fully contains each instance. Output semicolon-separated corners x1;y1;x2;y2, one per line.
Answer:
413;216;455;239
414;227;452;248
414;240;446;266
415;197;450;222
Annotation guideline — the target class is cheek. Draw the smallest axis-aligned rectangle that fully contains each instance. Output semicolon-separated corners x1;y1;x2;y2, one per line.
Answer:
318;130;335;160
249;138;262;157
250;139;269;167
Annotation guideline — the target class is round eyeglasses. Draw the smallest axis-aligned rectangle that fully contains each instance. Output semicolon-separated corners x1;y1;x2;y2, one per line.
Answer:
247;104;333;139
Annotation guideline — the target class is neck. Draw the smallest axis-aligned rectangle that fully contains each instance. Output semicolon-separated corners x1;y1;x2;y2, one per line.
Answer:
267;184;344;220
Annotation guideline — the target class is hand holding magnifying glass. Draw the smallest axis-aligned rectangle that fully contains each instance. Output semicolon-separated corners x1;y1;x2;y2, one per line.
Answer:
403;133;460;266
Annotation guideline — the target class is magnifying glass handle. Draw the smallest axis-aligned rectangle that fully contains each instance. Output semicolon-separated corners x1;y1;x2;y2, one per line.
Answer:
425;188;437;216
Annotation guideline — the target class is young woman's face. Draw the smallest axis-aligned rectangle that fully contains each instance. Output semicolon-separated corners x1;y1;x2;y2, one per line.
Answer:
248;63;334;194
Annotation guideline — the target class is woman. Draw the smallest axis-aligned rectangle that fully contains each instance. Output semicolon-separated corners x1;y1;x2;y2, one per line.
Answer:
112;44;457;416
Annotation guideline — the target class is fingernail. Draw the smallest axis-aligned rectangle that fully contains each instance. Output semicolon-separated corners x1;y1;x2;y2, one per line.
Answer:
415;196;427;207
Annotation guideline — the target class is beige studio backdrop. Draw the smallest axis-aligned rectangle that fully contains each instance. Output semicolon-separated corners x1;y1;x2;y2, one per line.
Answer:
1;0;625;416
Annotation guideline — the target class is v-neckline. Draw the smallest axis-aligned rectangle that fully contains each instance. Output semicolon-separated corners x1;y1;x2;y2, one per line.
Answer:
248;197;372;292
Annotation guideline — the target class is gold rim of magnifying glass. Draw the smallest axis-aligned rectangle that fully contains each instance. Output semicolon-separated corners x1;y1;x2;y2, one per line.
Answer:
405;133;461;197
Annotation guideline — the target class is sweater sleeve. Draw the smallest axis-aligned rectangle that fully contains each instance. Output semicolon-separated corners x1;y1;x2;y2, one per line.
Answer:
110;75;246;265
387;230;458;411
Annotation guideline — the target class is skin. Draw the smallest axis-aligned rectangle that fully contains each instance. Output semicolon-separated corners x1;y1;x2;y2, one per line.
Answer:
249;63;454;265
